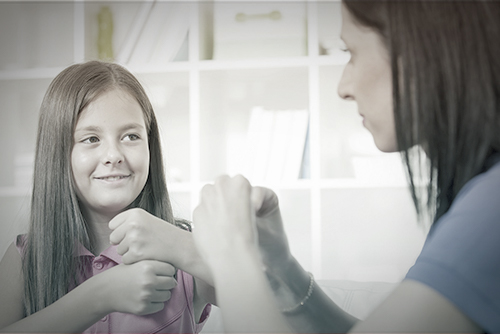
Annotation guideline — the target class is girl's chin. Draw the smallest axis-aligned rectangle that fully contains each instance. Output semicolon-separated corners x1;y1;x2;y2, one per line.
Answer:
84;202;135;220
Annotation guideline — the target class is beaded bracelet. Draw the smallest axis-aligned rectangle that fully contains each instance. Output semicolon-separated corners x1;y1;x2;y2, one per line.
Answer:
281;272;315;313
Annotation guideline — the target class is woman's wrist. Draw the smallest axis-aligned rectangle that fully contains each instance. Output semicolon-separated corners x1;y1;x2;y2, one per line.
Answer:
263;256;312;312
280;272;314;313
208;240;261;279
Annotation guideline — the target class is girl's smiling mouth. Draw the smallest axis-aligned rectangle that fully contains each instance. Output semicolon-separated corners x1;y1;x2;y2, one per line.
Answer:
94;174;131;182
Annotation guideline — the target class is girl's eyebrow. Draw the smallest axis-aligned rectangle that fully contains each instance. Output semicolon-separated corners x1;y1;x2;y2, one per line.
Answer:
74;125;101;134
74;123;145;134
119;123;146;132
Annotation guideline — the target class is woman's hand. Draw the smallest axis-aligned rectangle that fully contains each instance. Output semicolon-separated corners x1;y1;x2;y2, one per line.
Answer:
193;175;258;267
97;260;177;316
192;175;292;332
193;176;294;270
251;186;293;270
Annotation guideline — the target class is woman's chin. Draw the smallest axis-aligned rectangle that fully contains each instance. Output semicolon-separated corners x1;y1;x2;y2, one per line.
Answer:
373;138;399;153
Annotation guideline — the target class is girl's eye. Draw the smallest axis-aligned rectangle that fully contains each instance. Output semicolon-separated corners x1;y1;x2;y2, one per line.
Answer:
82;136;99;144
123;134;140;141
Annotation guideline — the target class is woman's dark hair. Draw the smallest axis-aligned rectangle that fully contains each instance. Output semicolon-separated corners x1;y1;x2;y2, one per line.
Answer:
22;61;180;315
344;1;500;222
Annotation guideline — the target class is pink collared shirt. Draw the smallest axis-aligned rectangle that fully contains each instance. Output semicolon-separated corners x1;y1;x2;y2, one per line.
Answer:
17;235;211;334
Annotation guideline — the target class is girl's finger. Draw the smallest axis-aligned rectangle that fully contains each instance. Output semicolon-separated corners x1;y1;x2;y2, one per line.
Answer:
156;276;178;290
116;242;129;257
146;302;165;314
150;290;172;303
109;223;127;245
152;261;177;277
108;211;127;230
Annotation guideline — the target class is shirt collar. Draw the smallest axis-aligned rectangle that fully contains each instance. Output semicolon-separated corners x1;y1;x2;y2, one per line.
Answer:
75;243;123;264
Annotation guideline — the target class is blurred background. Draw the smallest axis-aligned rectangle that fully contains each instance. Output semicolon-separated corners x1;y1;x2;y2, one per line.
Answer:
0;0;427;283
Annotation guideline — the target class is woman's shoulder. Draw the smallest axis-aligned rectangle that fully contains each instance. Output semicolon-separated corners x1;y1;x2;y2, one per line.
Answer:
451;156;500;215
406;158;500;332
419;153;500;264
431;157;500;236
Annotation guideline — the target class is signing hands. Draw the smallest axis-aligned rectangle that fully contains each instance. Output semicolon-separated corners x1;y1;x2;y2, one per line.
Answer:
96;260;177;315
104;210;180;314
109;208;181;265
107;175;292;298
193;175;256;267
193;175;292;271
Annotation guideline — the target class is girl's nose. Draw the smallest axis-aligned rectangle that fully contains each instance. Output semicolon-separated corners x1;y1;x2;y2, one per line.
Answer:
337;65;354;101
102;142;124;165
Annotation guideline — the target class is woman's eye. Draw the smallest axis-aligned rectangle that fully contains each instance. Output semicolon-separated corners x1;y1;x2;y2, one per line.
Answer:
124;134;140;141
339;47;352;63
82;136;99;144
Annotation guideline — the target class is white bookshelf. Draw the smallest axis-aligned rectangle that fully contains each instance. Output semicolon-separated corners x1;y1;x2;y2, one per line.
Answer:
0;1;426;282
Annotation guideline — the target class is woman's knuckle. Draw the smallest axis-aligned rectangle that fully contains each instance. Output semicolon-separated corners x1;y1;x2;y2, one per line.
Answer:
201;184;213;197
234;174;250;188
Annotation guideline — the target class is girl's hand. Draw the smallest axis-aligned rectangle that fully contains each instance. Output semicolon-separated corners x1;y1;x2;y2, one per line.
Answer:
109;207;217;298
109;208;177;265
97;260;177;315
193;175;258;268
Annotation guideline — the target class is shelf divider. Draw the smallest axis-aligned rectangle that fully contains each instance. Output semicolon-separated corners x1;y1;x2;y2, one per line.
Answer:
307;1;323;278
74;1;85;63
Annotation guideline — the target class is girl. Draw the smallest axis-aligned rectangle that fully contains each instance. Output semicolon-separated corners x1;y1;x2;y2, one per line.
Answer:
0;61;213;333
192;1;500;333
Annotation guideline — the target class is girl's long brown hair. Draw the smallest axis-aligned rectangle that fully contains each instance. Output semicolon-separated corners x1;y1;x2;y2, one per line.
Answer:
22;61;178;315
344;1;500;223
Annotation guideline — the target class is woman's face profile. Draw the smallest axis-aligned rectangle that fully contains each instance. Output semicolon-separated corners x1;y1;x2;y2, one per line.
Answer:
337;3;397;153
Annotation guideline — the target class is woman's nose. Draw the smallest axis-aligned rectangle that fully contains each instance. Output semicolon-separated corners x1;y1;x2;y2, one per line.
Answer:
337;66;354;101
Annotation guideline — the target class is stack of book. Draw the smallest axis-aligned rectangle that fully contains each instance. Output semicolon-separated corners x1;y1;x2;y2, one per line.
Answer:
238;107;309;184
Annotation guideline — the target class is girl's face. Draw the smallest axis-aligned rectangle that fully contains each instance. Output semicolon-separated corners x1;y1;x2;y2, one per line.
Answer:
71;88;150;221
337;3;397;152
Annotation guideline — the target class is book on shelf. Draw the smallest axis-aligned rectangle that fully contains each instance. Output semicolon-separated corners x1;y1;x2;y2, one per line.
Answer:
115;1;154;64
115;1;190;65
287;109;309;180
239;106;309;184
149;3;190;64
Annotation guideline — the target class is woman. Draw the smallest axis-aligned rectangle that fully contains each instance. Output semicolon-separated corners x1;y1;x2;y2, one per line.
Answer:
192;1;500;333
